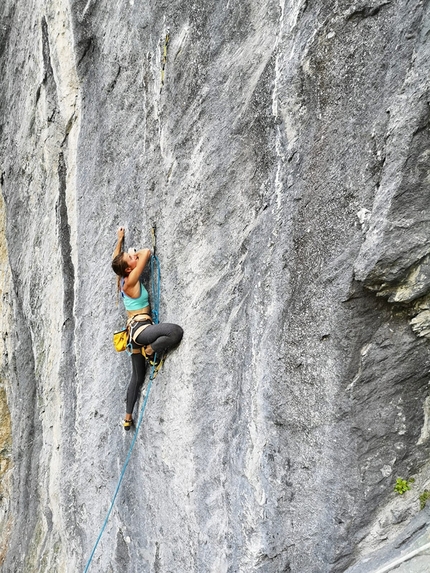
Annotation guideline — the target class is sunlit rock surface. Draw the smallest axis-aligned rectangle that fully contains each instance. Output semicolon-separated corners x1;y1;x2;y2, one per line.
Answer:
0;1;429;572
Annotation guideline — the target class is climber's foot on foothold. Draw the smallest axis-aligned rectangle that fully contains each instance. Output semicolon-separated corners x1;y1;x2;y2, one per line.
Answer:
123;418;134;431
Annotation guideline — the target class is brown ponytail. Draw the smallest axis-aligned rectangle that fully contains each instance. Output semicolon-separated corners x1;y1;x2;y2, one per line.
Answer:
112;253;129;277
112;253;130;294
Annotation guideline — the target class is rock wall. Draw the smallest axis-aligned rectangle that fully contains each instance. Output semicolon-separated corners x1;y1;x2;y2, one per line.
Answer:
0;1;429;572
0;190;13;564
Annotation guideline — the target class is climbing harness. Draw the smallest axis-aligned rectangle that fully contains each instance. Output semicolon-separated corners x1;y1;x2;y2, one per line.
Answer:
128;314;153;343
83;227;163;573
160;30;170;93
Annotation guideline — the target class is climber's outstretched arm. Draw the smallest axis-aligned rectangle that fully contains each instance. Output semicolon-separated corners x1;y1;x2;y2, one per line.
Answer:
125;249;151;289
112;227;125;260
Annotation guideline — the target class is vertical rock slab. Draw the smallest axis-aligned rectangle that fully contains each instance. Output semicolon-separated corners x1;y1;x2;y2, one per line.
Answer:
0;0;81;570
0;1;428;572
0;190;13;567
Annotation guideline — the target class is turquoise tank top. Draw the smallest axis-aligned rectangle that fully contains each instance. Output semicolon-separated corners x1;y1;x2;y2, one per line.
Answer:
121;280;150;311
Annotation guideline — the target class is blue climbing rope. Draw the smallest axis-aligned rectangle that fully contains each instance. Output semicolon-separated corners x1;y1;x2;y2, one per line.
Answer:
83;254;161;573
150;254;161;325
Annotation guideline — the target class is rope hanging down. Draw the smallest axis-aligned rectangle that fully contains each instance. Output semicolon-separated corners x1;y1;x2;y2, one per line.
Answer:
150;224;160;325
83;234;161;573
83;361;158;572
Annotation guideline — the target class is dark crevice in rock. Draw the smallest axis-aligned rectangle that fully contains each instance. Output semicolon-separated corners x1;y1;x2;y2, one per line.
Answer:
56;153;75;320
35;84;41;105
40;16;58;125
56;152;80;538
61;113;76;148
76;36;95;70
41;16;54;86
154;540;161;573
411;105;430;139
346;2;392;22
106;64;121;93
393;519;427;549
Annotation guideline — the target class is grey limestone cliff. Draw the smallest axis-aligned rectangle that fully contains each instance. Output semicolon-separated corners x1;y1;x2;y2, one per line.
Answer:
0;0;429;572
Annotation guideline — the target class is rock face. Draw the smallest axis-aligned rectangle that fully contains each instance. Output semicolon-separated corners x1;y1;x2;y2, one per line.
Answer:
0;1;429;572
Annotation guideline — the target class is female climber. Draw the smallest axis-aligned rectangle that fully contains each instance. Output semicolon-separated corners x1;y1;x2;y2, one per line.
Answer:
112;227;183;430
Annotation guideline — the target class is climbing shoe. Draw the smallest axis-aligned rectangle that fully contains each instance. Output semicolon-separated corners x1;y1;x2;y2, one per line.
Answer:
123;418;134;431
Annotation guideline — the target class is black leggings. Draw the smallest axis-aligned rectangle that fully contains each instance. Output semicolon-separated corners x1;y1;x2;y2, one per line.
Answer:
126;323;183;415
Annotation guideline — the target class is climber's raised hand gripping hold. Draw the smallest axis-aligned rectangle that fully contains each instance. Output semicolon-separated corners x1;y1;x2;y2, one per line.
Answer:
112;227;183;431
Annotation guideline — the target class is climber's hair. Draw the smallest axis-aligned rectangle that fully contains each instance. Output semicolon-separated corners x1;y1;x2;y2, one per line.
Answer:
112;252;130;294
112;253;129;278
